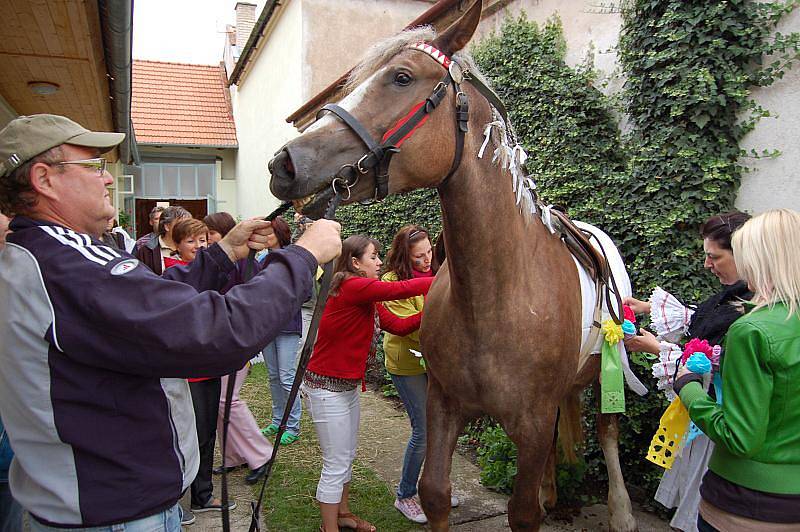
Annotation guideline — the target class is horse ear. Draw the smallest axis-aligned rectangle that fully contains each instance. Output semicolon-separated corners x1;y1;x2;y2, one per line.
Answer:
431;0;482;56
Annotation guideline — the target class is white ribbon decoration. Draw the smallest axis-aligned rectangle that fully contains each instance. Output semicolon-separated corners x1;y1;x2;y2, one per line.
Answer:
477;121;503;159
617;341;649;396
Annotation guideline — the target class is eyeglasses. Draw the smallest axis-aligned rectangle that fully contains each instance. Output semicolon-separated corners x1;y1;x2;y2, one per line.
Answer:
54;158;108;176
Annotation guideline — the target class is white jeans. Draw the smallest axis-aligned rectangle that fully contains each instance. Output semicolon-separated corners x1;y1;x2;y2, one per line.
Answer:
302;385;360;504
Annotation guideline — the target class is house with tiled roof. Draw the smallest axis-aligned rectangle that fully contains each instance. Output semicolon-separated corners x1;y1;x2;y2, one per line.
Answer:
130;59;238;237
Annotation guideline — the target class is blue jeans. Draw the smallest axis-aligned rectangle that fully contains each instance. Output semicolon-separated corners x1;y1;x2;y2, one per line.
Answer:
391;373;428;499
0;482;22;532
263;333;302;435
28;503;181;531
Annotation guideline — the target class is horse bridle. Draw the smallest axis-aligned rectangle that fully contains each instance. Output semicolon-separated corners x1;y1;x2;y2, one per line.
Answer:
317;42;509;201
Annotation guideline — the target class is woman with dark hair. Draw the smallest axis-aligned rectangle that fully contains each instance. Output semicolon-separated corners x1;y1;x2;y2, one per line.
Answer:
136;205;191;274
624;211;752;532
303;235;433;532
258;216;305;445
203;212;274;485
204;212;236;244
380;225;451;523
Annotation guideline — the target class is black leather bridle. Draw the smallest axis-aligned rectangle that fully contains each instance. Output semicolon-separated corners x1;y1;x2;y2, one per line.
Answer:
316;42;509;202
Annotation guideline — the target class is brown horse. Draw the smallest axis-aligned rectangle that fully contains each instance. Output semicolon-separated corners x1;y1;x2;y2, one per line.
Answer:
269;2;638;530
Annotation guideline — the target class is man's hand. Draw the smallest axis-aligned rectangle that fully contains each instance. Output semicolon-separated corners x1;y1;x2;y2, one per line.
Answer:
217;218;277;262
295;219;342;264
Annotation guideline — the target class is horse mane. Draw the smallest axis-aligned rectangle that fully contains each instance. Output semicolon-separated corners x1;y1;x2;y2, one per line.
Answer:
345;26;539;223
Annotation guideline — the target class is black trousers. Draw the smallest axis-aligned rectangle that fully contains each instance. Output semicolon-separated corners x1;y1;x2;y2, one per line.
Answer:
189;378;221;507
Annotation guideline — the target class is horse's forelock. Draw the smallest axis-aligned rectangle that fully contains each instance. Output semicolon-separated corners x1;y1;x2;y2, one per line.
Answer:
345;26;438;91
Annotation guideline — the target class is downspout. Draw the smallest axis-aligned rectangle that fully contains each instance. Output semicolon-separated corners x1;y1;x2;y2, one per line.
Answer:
98;0;140;165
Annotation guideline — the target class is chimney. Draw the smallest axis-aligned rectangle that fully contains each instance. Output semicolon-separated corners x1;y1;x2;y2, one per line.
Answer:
235;2;257;47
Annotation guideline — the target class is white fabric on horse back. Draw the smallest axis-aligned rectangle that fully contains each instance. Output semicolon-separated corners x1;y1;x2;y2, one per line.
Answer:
572;221;648;396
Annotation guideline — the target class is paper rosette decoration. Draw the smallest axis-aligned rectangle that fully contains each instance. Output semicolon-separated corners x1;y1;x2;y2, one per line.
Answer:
600;319;625;414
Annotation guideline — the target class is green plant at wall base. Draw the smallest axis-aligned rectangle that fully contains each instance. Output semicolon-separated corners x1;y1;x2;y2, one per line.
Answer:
336;188;443;247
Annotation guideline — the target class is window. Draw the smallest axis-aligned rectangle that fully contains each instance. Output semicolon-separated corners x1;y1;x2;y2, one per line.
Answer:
137;161;216;198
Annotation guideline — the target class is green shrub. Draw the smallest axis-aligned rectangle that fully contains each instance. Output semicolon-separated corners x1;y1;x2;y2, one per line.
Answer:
476;424;518;494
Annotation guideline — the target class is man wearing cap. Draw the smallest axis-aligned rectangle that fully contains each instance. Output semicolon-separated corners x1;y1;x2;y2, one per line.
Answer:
0;114;341;530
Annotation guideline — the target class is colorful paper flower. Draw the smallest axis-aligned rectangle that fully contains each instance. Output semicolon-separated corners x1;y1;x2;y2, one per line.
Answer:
623;304;636;323
681;338;713;364
602;319;624;344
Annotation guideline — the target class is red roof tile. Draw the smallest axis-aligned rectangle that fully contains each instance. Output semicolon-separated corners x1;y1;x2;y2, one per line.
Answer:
132;60;238;147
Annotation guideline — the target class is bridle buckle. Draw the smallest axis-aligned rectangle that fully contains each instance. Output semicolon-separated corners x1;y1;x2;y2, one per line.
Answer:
449;61;465;84
356;153;372;174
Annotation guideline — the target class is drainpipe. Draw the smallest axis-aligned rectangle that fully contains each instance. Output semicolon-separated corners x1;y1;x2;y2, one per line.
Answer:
98;0;140;166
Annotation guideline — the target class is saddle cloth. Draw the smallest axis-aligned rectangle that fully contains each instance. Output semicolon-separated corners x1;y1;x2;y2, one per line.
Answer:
572;221;632;359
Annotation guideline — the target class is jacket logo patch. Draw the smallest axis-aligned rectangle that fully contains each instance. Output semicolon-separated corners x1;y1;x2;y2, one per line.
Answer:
110;259;139;276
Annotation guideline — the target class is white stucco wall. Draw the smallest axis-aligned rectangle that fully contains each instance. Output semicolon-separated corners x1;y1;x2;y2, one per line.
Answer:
478;1;623;92
737;7;800;214
302;0;431;99
233;0;304;218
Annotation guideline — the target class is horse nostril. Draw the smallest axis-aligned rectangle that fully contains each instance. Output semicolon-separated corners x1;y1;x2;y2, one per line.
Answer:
268;149;295;180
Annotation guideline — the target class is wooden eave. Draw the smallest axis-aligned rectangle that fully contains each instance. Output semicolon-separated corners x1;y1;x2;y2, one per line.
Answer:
0;0;116;156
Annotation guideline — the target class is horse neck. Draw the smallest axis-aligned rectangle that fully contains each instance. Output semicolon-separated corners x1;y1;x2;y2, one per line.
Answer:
437;150;554;303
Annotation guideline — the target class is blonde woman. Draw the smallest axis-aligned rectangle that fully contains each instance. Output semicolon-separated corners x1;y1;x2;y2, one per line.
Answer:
674;209;800;531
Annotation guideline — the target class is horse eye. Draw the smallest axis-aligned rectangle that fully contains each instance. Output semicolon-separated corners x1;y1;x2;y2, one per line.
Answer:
394;72;413;86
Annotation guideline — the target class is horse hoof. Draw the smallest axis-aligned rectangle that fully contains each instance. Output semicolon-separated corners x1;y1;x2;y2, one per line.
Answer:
609;513;637;532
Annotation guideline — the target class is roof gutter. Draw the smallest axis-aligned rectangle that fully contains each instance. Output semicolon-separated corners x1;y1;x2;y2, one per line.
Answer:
285;0;464;127
229;0;282;86
98;0;140;165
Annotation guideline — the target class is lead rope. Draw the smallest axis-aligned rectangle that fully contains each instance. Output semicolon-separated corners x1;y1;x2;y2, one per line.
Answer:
219;194;342;532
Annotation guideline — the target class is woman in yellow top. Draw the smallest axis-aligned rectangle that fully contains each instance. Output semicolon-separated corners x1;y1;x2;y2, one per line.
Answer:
382;225;456;524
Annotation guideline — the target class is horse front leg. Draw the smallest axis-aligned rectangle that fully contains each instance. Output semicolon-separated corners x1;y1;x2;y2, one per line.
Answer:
596;409;637;532
505;405;559;531
418;376;465;532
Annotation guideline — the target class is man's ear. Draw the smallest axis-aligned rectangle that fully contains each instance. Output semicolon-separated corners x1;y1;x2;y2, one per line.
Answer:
28;162;59;201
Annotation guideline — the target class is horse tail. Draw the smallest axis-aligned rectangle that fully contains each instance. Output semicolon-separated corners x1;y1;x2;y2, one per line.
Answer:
557;391;583;463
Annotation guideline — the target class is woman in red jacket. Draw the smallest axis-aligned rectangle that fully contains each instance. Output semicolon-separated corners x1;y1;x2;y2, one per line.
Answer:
303;235;434;532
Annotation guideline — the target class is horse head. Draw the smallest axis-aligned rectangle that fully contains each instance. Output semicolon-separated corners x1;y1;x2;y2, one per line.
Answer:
269;0;483;218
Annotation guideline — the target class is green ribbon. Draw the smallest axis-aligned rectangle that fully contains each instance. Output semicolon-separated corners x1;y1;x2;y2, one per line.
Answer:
600;340;625;414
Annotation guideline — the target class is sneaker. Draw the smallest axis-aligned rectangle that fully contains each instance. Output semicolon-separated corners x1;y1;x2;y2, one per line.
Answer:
191;498;237;513
261;423;279;436
394;497;427;524
451;493;460;507
280;432;299;445
180;507;195;526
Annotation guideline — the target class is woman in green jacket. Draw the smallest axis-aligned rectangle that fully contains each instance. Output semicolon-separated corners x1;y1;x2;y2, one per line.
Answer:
675;208;800;531
381;225;450;524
